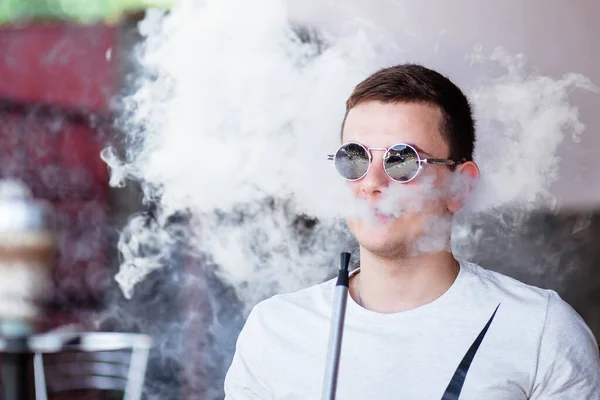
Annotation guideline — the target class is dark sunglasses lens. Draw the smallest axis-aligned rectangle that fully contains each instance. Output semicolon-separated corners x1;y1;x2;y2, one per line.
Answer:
384;144;420;182
334;143;370;180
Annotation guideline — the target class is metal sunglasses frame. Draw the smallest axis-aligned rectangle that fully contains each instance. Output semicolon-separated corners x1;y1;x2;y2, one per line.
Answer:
327;141;460;183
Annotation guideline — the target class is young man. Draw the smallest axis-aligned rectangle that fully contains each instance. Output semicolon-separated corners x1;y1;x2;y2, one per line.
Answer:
224;64;600;399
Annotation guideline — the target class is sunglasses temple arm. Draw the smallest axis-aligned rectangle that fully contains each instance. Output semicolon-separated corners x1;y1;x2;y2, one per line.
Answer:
422;158;457;166
327;155;334;161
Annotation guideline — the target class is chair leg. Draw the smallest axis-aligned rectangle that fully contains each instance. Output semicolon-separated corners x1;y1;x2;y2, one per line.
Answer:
33;353;48;400
123;347;150;400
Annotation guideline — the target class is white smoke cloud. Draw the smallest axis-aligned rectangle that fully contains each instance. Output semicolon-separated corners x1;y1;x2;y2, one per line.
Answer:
109;0;380;217
105;0;385;305
105;0;597;303
466;47;598;213
378;175;441;218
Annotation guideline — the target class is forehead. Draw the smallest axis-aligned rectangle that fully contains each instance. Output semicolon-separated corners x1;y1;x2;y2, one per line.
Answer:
342;101;448;157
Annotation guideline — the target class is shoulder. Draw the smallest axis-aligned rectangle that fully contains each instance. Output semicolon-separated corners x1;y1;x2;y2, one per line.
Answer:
462;261;594;330
462;260;599;361
459;261;560;347
460;260;553;309
541;290;599;355
531;291;600;396
244;278;335;334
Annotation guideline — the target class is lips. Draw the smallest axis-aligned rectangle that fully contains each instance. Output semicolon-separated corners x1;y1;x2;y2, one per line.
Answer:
373;209;393;223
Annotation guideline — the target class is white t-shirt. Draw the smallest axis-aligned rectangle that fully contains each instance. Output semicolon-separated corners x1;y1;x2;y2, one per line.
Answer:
224;260;600;399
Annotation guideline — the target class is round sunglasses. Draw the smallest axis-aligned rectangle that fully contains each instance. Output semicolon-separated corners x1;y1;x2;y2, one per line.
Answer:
327;142;462;183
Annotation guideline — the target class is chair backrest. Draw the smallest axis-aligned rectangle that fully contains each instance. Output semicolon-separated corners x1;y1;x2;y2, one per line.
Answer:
32;333;151;400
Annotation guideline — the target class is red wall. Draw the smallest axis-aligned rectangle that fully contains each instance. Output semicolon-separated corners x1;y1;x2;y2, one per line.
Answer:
0;23;117;111
0;22;118;324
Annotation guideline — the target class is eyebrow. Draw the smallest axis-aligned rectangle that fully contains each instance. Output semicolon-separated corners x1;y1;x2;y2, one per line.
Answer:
408;144;434;157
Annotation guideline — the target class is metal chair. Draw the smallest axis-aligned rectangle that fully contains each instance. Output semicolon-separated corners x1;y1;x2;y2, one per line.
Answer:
31;332;151;400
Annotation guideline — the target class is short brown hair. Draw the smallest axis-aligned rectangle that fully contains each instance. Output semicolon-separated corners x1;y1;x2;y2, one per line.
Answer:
341;64;475;162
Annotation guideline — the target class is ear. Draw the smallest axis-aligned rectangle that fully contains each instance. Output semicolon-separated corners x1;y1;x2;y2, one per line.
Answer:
447;161;480;213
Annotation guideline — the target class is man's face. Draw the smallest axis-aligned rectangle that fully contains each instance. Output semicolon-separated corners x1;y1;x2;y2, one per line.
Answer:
342;100;455;258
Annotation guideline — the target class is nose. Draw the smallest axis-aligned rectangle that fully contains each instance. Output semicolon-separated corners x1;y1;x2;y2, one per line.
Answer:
358;151;389;200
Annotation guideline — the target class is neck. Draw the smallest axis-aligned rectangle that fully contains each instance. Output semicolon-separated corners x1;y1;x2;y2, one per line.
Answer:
352;249;459;313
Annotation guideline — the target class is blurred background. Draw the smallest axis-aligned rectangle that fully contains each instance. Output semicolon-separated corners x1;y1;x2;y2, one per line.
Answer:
0;1;180;399
0;1;177;327
0;0;599;399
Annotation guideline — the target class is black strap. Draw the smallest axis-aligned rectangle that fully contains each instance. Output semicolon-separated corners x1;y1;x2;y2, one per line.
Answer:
440;303;501;400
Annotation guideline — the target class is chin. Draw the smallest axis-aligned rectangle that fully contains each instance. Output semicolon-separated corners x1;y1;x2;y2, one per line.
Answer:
361;240;410;258
347;218;414;258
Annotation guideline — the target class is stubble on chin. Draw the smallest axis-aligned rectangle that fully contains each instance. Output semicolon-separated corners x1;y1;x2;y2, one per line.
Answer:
348;216;435;260
366;242;410;259
348;222;410;260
